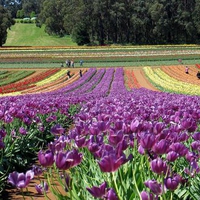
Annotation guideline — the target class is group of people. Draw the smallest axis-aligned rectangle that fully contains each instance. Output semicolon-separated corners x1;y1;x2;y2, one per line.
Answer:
65;59;74;68
185;66;200;79
61;59;84;68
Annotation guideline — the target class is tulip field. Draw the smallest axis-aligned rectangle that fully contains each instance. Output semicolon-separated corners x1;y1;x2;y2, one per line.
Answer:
0;51;200;200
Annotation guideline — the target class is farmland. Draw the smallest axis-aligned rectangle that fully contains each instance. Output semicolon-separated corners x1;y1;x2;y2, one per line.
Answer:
0;45;200;200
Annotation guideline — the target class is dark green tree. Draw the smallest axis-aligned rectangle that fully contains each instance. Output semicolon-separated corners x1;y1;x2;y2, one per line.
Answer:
0;5;15;46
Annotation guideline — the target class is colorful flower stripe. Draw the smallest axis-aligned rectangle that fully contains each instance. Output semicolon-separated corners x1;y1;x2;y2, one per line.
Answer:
124;69;140;89
36;69;67;86
24;70;84;94
144;67;200;95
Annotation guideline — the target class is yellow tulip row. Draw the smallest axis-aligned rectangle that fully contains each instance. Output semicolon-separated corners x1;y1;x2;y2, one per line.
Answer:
36;69;67;86
144;67;200;95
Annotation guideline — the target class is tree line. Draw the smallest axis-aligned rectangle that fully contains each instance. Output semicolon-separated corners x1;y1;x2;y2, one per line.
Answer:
1;0;200;46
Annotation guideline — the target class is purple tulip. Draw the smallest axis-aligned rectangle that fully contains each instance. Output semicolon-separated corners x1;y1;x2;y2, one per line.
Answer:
38;150;54;167
55;149;83;170
97;121;107;132
8;170;34;189
105;188;119;200
75;136;87;148
191;141;200;151
32;165;43;176
35;181;48;194
153;122;164;134
140;132;156;150
166;151;179;162
108;130;123;146
152;139;169;155
192;132;200;141
169;142;188;156
98;154;129;172
150;157;167;175
138;145;145;155
46;115;57;122
86;182;107;198
140;191;154;200
89;126;100;135
19;127;27;135
4;114;13;123
130;119;140;132
0;128;6;138
50;124;65;135
144;180;162;195
164;176;180;191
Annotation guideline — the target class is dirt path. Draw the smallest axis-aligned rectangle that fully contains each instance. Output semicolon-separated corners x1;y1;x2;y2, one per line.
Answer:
133;69;159;91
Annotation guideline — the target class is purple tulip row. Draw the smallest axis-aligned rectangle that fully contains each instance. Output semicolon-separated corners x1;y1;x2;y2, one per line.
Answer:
4;67;200;199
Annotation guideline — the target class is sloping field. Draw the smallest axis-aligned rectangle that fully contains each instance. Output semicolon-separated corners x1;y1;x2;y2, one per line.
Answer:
0;65;199;97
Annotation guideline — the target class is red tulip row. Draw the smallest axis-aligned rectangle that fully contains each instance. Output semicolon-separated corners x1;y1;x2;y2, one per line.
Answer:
0;84;36;94
0;69;60;94
196;64;200;69
124;69;140;89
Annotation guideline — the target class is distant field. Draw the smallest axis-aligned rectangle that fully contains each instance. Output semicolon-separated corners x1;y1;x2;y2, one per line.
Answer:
4;23;76;46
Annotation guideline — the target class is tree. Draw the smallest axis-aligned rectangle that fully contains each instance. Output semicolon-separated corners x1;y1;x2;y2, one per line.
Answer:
0;5;15;46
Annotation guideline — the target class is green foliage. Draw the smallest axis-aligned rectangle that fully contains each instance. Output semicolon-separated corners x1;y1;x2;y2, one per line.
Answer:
0;5;15;46
0;107;77;193
72;23;90;45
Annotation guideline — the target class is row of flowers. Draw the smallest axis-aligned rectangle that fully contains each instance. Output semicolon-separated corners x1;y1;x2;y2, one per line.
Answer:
0;69;60;95
144;67;200;95
124;69;140;89
35;69;68;86
4;67;200;200
0;70;34;87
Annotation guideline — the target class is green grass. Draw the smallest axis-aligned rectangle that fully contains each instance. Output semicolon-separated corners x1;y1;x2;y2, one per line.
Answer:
4;23;76;46
0;58;200;69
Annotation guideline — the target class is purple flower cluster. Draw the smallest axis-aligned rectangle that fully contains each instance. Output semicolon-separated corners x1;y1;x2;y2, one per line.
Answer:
4;67;200;199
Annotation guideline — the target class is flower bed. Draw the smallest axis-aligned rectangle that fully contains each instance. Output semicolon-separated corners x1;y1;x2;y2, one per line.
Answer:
0;67;199;200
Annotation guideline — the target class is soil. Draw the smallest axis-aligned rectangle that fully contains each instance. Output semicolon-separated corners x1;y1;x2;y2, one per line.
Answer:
133;69;159;91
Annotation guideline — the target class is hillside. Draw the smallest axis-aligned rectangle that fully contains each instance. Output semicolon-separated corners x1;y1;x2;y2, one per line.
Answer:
4;23;76;46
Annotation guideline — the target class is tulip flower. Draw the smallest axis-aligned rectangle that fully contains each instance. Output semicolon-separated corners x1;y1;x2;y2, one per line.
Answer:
8;170;34;189
32;165;43;176
140;132;155;150
86;181;107;198
105;188;119;200
19;127;27;135
152;139;169;155
55;149;83;170
192;132;200;141
98;153;131;172
0;128;6;138
35;181;48;194
144;180;162;195
38;150;54;167
164;176;180;191
50;124;65;135
169;142;188;156
166;151;179;162
150;157;167;175
140;191;154;200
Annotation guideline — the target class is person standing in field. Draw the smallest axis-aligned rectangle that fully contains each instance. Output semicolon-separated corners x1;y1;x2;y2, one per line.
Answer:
80;60;83;66
71;60;74;68
79;69;82;77
185;66;189;74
